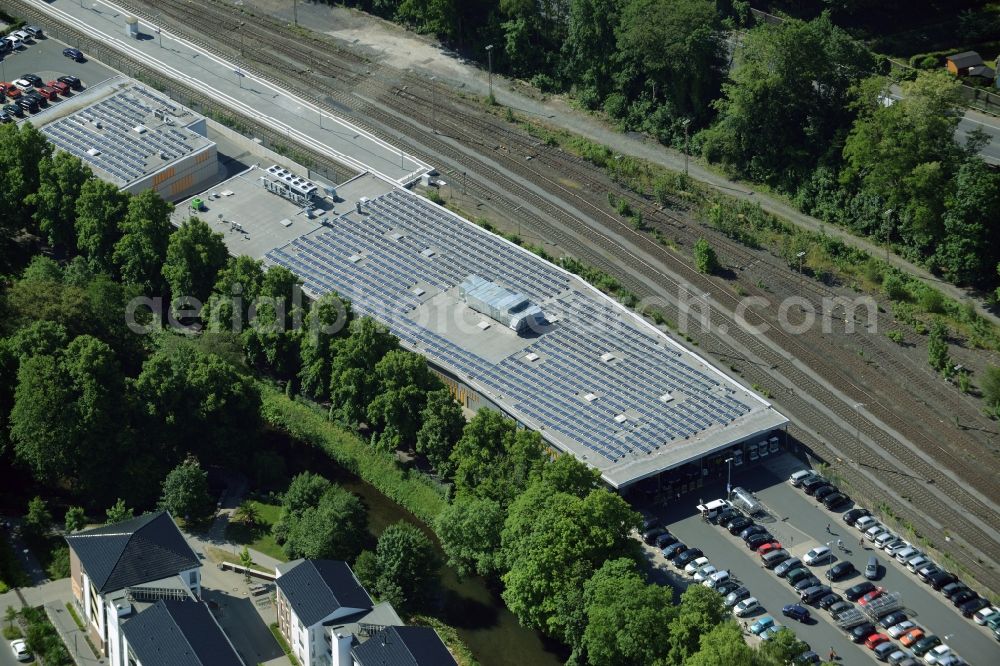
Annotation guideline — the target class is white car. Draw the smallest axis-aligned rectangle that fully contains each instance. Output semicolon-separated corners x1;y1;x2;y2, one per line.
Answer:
9;639;31;662
887;540;913;556
865;525;887;541
895;546;920;563
693;564;717;582
705;570;731;589
11;29;31;42
733;597;760;617
803;546;831;566
923;645;952;665
888;650;914;665
906;555;929;573
789;470;814;486
888;620;917;639
13;79;33;92
973;605;1000;625
684;556;710;576
5;36;23;50
855;515;878;532
874;531;898;548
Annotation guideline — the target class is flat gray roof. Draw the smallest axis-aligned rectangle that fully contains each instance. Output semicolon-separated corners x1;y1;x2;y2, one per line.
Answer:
229;179;789;488
39;78;212;186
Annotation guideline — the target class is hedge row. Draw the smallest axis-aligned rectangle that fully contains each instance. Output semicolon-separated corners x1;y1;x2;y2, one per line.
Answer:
258;384;448;525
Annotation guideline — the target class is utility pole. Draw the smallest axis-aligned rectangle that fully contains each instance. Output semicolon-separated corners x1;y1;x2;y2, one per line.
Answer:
682;118;691;177
293;0;298;26
485;44;494;101
430;75;437;133
725;457;733;498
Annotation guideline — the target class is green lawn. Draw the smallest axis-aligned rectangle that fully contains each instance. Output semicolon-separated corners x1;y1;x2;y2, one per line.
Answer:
225;501;285;562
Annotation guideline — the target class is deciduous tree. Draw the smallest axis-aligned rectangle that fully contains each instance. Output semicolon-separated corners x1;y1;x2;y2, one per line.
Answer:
415;388;465;477
371;522;439;611
114;190;174;293
74;179;129;272
159;457;213;521
434;494;504;578
27;152;93;254
161;218;229;303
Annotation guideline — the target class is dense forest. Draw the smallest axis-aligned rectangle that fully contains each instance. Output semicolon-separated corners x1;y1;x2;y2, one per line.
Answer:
338;0;1000;291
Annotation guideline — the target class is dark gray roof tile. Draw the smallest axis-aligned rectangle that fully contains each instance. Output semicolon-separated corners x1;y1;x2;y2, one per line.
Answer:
121;599;245;666
275;560;372;627
352;626;457;666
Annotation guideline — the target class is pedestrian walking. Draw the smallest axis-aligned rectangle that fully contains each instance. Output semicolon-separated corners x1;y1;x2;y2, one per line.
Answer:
826;523;831;533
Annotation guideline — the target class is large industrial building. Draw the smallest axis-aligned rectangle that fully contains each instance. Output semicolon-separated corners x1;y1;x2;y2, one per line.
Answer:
38;76;217;202
178;165;788;490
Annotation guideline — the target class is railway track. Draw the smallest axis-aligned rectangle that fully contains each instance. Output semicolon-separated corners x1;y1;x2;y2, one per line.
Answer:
33;0;1000;589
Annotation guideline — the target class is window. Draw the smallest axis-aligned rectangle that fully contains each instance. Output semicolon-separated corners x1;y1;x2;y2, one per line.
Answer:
189;571;197;586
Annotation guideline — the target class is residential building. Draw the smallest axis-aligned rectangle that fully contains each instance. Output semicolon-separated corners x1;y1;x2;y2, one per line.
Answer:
65;511;202;664
119;598;245;666
946;51;985;76
352;626;458;666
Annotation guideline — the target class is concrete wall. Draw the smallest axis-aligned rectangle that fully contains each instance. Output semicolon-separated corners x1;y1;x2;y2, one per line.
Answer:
126;144;219;202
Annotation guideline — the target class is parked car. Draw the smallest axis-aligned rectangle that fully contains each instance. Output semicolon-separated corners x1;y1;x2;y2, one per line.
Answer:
789;470;815;486
642;526;667;544
875;531;898;549
662;542;686;560
855;515;878;532
879;611;907;629
775;558;802;577
793;575;821;592
817;592;842;610
905;555;930;573
38;85;59;102
940;582;968;599
3;103;22;117
782;603;810;622
894;546;920;563
11;29;31;42
923;645;952;665
800;584;832;604
958;596;989;617
865;555;881;580
823;492;850;509
917;564;941;582
795;650;821;664
900;628;926;648
826;561;856;581
866;633;891;650
724;586;751;608
749;615;774;634
692;564;717;582
887;540;914;556
850;622;877;642
803;546;831;566
814;485;838;502
654;532;678;549
843;508;869;525
881;537;905;553
866;525;889;542
757;542;782;556
3;83;22;99
828;601;854;617
674;548;703;568
740;524;768;541
57;75;82;90
23;26;43;38
888;621;918;639
705;570;731;589
859;588;885;606
845;581;877;601
746;533;772;550
762;549;790;568
16;97;38;113
888;650;915;665
4;37;23;50
13;79;34;92
684;556;710;576
873;641;897;661
63;47;84;60
759;625;784;641
715;580;741;597
20;73;42;87
801;476;828;494
47;80;70;96
728;517;753;535
948;589;976;607
928;572;956;590
785;567;811;586
910;635;941;656
9;639;31;662
734;597;761;617
716;508;740;527
973;605;1000;625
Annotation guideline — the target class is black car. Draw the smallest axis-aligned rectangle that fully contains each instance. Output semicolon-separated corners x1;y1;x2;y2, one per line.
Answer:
57;75;82;90
805;482;832;497
641;515;657;531
802;477;828;494
917;565;941;582
959;596;990;617
814;485;838;501
795;651;821;665
850;622;876;643
655;532;678;549
716;508;740;526
0;112;11;124
662;542;687;560
16;97;38;113
724;586;751;608
823;492;850;510
63;47;84;61
674;548;704;568
24;91;46;107
826;561;856;581
642;526;667;544
929;571;957;590
801;584;832;604
3;103;22;117
715;580;741;597
794;575;821;592
740;524;768;541
879;611;907;629
828;601;853;617
728;517;753;535
942;582;970;600
845;581;876;601
746;533;772;550
818;593;842;610
951;589;978;606
775;558;803;577
843;508;869;525
20;73;42;87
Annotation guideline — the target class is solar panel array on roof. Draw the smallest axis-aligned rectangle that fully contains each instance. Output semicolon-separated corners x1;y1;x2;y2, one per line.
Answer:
41;88;199;184
265;189;755;465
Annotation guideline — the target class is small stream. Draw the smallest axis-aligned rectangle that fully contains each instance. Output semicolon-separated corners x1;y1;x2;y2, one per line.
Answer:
263;431;567;666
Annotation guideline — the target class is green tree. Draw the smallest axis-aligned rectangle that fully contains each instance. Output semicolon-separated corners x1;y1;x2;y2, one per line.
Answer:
434;494;504;579
684;621;755;666
161;217;229;302
159;457;214;521
64;506;86;533
982;365;1000;413
562;0;621;106
500;475;641;642
665;584;728;665
27;152;93;254
450;409;547;506
328;317;399;425
934;157;1000;286
239;546;254;583
232;500;260;528
757;627;811;664
282;486;367;561
106;498;134;524
353;549;379;592
415;388;465;477
693;238;719;274
204;255;266;331
703;13;876;186
298;292;352;400
114;190;174;293
0;122;52;237
243;265;303;379
74;178;130;272
580;557;674;665
928;319;951;373
24;496;52;537
372;522;439;612
366;349;442;451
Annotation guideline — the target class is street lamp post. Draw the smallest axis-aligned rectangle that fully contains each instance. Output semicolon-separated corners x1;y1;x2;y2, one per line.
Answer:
430;75;437;133
682;118;691;177
725;457;734;498
485;44;494;101
293;0;298;26
238;22;245;57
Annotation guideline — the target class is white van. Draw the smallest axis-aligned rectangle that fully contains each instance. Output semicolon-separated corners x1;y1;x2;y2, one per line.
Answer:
789;470;814;487
855;515;877;532
4;36;23;50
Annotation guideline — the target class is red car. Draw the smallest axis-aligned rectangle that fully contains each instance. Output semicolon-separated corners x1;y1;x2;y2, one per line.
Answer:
47;80;70;95
758;542;783;555
859;588;885;606
38;86;59;102
1;83;21;99
865;633;890;649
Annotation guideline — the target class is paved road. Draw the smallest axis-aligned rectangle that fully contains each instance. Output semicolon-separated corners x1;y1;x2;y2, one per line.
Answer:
959;110;1000;165
644;454;1000;665
23;0;429;184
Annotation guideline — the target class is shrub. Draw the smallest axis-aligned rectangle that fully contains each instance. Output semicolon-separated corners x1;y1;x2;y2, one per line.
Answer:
693;238;719;274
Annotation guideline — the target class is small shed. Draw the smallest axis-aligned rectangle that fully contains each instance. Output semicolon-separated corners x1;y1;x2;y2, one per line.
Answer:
946;51;984;76
968;64;996;83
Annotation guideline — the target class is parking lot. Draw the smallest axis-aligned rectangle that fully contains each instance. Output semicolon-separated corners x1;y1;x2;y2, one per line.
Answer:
2;27;116;120
642;454;999;665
